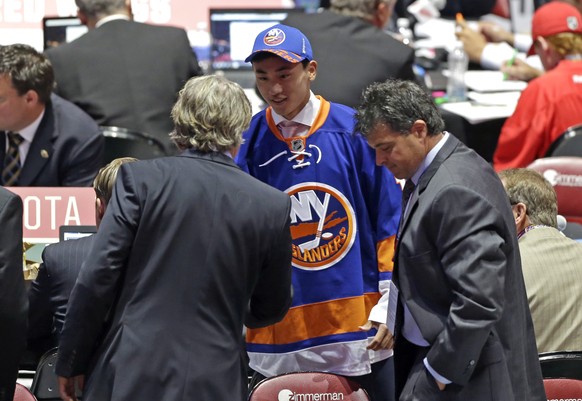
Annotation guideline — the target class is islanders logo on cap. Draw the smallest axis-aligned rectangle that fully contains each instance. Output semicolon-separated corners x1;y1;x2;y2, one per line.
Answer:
264;28;286;46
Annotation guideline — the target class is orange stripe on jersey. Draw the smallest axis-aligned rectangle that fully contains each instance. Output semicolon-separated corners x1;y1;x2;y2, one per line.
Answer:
377;235;396;273
247;292;381;345
266;96;331;148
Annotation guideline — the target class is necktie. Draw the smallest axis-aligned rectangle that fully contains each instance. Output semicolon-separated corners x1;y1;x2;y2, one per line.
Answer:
2;132;24;186
278;120;309;138
400;179;416;221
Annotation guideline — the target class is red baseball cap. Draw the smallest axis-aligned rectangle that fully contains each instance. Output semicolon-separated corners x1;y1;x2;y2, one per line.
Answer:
528;2;582;55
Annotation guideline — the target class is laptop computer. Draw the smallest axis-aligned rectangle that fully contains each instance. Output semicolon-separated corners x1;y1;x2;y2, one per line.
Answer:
42;16;88;50
208;8;305;88
59;225;97;241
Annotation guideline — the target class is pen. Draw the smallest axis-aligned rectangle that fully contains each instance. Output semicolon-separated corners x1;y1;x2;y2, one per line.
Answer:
503;49;519;80
455;13;465;33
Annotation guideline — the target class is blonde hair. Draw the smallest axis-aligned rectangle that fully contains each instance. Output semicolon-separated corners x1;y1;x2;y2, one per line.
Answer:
93;157;138;204
546;32;582;56
169;75;251;153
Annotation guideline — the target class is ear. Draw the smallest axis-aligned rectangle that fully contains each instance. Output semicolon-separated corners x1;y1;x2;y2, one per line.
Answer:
535;37;561;69
513;202;529;230
373;1;392;29
77;9;89;26
307;60;317;81
410;120;428;138
23;90;39;105
96;197;106;219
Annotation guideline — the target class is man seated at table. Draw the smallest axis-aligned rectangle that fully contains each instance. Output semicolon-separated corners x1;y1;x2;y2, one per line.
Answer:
25;157;136;367
0;44;103;187
493;1;582;171
499;168;582;353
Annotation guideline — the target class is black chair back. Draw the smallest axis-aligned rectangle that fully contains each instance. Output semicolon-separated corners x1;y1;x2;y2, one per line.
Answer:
100;126;167;166
539;351;582;380
546;124;582;157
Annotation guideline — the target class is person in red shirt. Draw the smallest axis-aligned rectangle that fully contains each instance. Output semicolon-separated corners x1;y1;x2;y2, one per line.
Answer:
493;1;582;171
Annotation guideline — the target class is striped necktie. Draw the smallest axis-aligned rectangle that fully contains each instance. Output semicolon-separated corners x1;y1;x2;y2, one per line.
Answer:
2;132;24;186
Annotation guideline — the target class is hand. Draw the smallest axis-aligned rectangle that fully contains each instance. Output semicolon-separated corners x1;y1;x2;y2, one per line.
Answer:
455;21;487;63
500;58;543;82
435;378;446;391
359;321;394;351
58;375;84;401
479;22;515;45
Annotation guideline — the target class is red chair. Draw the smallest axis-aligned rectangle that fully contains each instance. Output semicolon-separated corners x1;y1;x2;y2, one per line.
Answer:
528;157;582;224
248;372;370;401
13;383;37;401
544;378;582;400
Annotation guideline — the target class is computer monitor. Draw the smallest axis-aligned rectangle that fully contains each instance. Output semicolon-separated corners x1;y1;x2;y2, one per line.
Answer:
42;16;88;50
59;225;97;241
208;8;305;72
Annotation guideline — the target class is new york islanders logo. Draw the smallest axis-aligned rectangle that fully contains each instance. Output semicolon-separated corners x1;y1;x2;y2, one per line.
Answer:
264;28;286;46
286;182;356;270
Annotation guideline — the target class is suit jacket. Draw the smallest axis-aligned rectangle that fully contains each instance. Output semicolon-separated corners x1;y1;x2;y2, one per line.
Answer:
0;94;103;187
282;10;415;108
519;226;582;353
55;151;293;401
46;19;203;154
27;235;94;360
394;135;545;400
0;188;27;401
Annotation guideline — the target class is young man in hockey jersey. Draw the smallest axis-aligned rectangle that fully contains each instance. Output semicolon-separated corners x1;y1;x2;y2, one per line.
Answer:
236;24;402;401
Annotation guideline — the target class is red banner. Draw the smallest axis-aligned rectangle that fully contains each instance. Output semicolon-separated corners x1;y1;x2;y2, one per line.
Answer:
6;187;96;242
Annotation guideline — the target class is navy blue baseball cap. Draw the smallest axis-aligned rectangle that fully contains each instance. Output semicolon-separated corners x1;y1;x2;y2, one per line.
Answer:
245;24;313;63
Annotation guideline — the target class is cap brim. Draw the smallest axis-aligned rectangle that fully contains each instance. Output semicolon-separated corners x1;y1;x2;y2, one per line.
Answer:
245;49;305;63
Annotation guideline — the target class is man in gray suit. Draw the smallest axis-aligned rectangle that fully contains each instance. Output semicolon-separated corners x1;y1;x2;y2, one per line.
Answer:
0;187;27;401
499;168;582;353
355;79;546;400
55;75;293;401
45;0;202;154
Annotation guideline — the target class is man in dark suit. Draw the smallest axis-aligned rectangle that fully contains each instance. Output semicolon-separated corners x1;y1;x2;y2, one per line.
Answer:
0;44;103;187
283;0;415;108
45;0;203;154
355;79;546;400
26;157;137;366
56;75;293;401
0;187;27;401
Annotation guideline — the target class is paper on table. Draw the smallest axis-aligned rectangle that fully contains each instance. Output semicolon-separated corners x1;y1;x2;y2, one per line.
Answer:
440;91;520;124
464;70;528;92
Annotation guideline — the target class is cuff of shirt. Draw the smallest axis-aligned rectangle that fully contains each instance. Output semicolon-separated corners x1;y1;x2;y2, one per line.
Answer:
423;357;452;385
481;42;516;70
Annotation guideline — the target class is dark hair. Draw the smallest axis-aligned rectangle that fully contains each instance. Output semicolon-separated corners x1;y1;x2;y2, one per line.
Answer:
0;44;54;104
355;79;445;138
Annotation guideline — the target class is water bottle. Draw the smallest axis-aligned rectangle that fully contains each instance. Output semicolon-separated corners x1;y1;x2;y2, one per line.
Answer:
396;18;414;47
446;40;468;102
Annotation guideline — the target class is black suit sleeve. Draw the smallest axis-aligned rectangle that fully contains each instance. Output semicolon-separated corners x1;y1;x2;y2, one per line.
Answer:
245;197;293;329
0;191;27;401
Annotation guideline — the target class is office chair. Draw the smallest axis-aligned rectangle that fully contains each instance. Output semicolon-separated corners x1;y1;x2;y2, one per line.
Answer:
30;347;61;401
13;383;37;401
528;157;582;225
100;126;167;166
248;372;370;401
539;351;582;380
546;124;582;157
544;378;582;399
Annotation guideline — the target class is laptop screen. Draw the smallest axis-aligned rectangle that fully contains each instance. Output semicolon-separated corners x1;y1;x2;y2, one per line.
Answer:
42;16;88;50
209;8;305;72
59;225;97;241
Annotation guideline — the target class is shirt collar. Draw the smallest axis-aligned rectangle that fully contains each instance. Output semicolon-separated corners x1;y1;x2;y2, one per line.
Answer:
271;91;321;127
410;131;449;186
18;108;45;144
96;14;130;28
